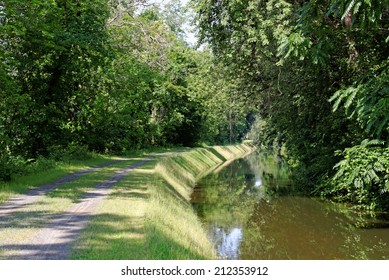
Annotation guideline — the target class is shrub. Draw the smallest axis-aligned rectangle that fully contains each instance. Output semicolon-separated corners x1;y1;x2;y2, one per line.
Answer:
0;154;26;181
321;140;389;211
49;143;93;161
26;157;57;174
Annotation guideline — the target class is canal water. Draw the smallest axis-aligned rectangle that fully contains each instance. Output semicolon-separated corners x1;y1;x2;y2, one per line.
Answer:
191;152;389;260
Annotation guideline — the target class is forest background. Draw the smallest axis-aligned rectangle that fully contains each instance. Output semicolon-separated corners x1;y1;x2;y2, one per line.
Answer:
0;0;388;211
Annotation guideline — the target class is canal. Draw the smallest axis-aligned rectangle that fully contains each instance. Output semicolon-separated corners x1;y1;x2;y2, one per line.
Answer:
191;152;389;260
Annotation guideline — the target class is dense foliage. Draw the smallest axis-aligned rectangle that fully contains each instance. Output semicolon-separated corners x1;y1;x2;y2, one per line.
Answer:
193;0;388;211
1;0;388;211
0;0;254;181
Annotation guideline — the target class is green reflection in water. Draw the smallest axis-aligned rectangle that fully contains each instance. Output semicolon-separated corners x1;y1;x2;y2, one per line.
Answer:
192;152;389;260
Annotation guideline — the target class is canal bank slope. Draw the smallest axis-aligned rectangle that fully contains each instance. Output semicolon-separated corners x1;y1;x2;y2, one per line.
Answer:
72;144;255;260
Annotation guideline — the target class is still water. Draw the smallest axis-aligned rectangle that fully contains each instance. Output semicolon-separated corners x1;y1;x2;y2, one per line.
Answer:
191;152;389;260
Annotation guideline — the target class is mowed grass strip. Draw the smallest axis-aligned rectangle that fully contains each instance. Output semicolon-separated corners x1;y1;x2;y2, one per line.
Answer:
0;159;139;259
71;145;254;260
71;148;230;260
72;160;156;260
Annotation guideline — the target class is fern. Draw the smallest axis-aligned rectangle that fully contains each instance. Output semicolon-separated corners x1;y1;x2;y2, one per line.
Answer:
341;0;356;22
344;87;358;110
326;141;389;211
329;0;386;28
361;139;385;147
330;64;389;139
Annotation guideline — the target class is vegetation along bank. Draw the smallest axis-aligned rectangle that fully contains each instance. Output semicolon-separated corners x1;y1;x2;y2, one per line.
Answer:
1;0;388;229
72;144;255;260
0;144;255;259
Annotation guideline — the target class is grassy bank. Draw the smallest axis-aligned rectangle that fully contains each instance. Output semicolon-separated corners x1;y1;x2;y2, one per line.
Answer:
73;144;255;259
0;147;188;206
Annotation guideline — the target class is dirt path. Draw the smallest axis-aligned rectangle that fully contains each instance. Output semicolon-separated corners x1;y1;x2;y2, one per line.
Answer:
0;161;118;218
2;159;151;260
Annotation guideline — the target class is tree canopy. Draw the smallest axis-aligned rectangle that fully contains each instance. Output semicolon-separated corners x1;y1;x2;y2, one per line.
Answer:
1;0;388;211
1;0;254;180
193;0;389;211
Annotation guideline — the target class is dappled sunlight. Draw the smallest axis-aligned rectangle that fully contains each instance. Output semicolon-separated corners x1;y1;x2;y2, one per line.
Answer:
71;166;152;259
73;206;148;259
114;157;149;161
180;152;218;174
153;146;255;204
0;145;255;260
212;144;254;162
132;168;155;175
156;172;192;202
158;161;195;183
0;156;121;205
0;197;73;259
0;158;154;260
46;160;139;202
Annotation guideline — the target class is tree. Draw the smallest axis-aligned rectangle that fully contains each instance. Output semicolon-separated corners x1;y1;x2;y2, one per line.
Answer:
187;50;255;145
1;0;111;156
193;0;389;210
0;0;256;180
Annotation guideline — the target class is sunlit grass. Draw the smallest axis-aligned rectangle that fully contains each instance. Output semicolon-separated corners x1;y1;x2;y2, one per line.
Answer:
72;144;255;260
0;147;190;206
145;178;216;260
145;145;255;259
0;144;255;260
0;155;114;205
0;159;138;259
72;161;156;260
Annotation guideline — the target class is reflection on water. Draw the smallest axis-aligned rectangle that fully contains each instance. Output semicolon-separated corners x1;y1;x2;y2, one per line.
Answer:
191;152;389;260
254;178;262;188
211;227;243;260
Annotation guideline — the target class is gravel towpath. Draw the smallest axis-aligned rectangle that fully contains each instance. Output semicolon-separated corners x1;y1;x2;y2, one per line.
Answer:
0;161;117;218
0;158;151;260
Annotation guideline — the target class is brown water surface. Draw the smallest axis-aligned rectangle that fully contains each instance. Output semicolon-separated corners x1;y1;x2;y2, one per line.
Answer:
191;152;389;260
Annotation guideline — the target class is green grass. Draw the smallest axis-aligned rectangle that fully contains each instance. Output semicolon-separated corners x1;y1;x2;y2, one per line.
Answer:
0;147;190;206
0;159;139;259
0;155;113;205
72;144;256;260
72;161;155;260
0;144;255;260
145;175;216;260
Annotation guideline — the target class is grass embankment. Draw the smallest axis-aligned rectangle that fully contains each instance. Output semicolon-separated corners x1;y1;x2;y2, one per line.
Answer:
72;144;255;260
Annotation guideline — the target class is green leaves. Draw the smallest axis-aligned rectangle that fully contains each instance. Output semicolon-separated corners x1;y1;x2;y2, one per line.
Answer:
193;0;389;211
340;0;356;22
328;0;388;28
330;64;389;139
0;0;111;155
277;31;312;63
328;141;389;211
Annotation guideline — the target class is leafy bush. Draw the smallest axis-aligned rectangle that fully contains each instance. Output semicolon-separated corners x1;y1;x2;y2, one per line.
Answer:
0;156;13;181
63;144;93;161
0;154;27;181
25;157;57;174
321;140;389;211
48;144;93;161
0;143;93;182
